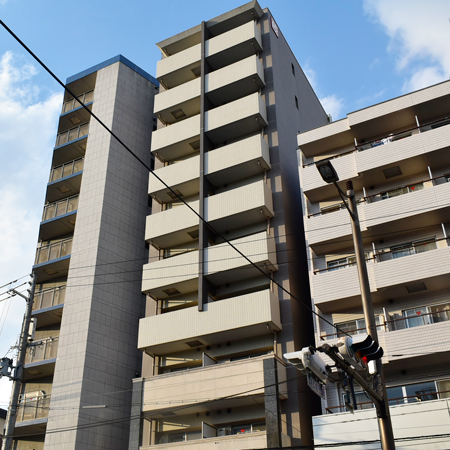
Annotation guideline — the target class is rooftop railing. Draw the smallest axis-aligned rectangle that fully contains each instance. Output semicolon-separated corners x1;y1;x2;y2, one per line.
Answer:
49;158;84;183
61;90;94;114
35;238;73;265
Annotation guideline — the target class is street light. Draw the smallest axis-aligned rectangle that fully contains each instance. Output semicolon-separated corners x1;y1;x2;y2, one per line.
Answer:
316;160;396;450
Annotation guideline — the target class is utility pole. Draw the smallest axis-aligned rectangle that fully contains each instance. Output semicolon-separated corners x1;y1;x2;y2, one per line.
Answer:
314;160;396;450
346;179;395;450
2;274;36;450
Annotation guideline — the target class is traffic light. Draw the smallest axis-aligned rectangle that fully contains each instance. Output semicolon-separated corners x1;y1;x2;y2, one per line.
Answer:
0;357;12;378
284;347;329;382
337;334;383;370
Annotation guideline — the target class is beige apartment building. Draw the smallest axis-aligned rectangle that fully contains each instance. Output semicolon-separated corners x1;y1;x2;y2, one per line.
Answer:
12;56;158;450
131;1;329;449
298;80;450;447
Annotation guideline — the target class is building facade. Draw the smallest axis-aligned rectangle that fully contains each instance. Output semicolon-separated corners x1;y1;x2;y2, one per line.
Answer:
12;56;158;450
298;80;450;447
132;2;329;449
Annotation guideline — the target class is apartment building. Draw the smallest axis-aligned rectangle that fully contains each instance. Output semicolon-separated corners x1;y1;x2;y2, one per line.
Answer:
131;1;329;449
298;80;450;447
12;56;158;450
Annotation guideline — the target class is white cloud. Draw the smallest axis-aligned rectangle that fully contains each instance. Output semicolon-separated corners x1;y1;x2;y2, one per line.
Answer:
0;51;61;407
364;0;450;91
302;62;345;120
320;94;344;121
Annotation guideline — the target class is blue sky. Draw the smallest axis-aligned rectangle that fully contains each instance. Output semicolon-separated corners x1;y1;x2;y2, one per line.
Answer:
0;0;449;406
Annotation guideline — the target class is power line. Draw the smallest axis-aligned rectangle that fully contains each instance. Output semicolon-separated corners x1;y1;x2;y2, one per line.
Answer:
0;20;351;340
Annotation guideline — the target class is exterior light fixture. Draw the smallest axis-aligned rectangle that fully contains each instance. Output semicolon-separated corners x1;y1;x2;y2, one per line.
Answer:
316;160;339;183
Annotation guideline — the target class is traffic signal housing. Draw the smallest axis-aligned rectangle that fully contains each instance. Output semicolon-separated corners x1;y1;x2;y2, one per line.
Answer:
338;334;383;370
284;347;329;382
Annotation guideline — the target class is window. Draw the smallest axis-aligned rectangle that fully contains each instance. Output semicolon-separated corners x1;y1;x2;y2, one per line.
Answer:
343;391;373;410
327;256;356;272
387;381;438;405
291;63;295;76
295;96;298;109
391;238;437;259
335;316;381;337
402;302;450;328
320;203;345;215
327;252;371;272
380;182;424;200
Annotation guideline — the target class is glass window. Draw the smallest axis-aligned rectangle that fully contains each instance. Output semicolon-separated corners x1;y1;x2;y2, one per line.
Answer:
327;256;356;272
232;424;251;435
335;316;381;337
168;433;185;443
386;386;404;405
429;303;450;323
437;379;450;398
403;307;429;328
252;422;266;432
405;381;437;402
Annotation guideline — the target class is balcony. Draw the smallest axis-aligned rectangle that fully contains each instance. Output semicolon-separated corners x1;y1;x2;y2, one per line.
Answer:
152;93;267;162
39;195;78;241
312;244;450;312
314;398;450;448
300;118;450;202
157;21;262;89
55;122;89;148
16;393;50;423
32;285;65;327
138;290;281;354
23;338;58;381
61;90;94;114
146;180;273;249
59;90;93;132
155;55;265;124
49;158;84;183
142;231;277;298
306;176;450;254
33;238;72;282
26;338;58;364
149;134;270;203
382;315;450;365
142;430;291;450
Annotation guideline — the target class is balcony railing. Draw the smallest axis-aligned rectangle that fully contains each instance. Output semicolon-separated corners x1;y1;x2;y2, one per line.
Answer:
42;195;78;222
55;122;89;147
16;393;51;422
303;115;450;168
308;174;450;218
35;238;73;265
321;303;450;340
49;158;84;183
315;236;446;274
33;285;66;311
325;389;450;414
61;90;94;114
25;337;59;364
